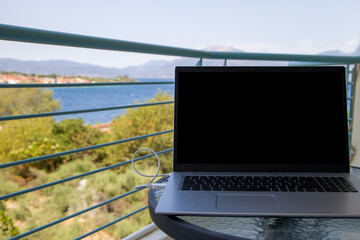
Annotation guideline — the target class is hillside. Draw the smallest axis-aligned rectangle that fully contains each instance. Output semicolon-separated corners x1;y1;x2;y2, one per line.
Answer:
0;59;124;78
0;72;135;84
0;45;359;78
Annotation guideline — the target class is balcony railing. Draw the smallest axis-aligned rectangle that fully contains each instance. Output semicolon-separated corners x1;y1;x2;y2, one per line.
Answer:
0;24;359;239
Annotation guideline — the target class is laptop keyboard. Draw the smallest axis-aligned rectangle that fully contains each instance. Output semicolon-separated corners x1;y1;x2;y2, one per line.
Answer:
181;176;358;192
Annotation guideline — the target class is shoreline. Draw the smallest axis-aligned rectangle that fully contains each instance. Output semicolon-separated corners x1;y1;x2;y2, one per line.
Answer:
90;123;111;132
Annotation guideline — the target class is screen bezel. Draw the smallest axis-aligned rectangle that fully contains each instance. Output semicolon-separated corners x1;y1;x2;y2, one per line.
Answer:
173;66;349;173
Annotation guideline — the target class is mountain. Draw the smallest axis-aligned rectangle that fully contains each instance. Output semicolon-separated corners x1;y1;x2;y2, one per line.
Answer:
0;58;190;79
202;45;243;52
124;46;288;77
0;45;359;79
0;58;124;78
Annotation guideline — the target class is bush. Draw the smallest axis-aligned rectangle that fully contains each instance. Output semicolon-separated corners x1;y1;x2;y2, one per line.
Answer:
104;91;174;174
0;88;60;116
0;90;174;239
0;206;20;239
52;118;106;162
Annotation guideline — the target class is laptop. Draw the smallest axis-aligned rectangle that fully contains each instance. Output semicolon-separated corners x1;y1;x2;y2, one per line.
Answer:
155;66;360;217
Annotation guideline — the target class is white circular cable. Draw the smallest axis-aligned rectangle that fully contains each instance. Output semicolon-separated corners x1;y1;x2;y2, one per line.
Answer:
131;148;168;189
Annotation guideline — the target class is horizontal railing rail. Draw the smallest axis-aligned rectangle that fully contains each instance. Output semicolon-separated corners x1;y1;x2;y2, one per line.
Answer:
0;148;173;201
8;189;145;240
0;81;174;88
73;206;149;240
0;24;209;59
0;101;174;121
0;23;358;239
1;24;360;64
0;130;173;169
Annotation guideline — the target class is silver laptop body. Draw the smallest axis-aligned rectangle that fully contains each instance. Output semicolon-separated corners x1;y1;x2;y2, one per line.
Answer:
155;66;360;217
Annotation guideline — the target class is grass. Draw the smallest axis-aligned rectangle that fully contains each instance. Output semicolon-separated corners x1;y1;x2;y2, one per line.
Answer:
0;157;157;240
0;91;174;239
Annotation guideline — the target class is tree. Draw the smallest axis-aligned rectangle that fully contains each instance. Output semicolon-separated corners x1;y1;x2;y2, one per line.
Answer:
104;91;174;172
0;202;19;239
0;88;60;177
0;88;60;117
52;118;106;162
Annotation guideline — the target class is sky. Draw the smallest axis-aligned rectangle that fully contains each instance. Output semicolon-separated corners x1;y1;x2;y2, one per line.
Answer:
0;0;360;68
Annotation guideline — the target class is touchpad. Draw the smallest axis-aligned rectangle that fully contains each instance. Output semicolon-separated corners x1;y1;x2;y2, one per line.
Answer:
216;194;280;212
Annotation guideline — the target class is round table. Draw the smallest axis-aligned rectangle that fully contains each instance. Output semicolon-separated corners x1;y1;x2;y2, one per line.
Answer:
149;167;360;240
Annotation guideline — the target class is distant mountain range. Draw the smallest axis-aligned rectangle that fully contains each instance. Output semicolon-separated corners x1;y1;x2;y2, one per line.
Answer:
1;45;359;79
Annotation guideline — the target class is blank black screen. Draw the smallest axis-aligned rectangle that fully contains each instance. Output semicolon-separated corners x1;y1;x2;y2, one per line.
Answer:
174;67;349;172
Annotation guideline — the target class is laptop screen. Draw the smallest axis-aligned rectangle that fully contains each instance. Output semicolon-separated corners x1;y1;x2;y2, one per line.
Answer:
174;66;349;173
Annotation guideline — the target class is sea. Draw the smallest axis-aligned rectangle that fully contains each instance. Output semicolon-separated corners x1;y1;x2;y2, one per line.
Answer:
50;78;174;125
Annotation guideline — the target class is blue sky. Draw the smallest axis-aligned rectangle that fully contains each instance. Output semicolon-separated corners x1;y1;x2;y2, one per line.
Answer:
1;0;360;68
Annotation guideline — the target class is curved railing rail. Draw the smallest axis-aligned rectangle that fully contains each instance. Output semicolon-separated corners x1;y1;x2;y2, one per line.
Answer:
1;24;360;64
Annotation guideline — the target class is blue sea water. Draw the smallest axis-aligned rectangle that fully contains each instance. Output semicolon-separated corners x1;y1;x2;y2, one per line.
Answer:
50;78;174;124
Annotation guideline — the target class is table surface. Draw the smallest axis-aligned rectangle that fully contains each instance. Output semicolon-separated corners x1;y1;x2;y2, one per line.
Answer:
149;167;360;240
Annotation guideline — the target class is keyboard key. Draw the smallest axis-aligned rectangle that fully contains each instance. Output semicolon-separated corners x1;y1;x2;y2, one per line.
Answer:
181;175;358;193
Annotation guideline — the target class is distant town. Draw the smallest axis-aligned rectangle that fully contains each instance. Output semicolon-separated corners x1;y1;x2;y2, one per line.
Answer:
0;71;136;84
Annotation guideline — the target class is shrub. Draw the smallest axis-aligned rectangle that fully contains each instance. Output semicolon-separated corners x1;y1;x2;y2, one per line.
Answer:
104;91;174;174
0;206;20;239
52;118;106;162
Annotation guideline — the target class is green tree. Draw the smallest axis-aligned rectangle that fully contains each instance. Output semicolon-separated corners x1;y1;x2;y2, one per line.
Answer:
0;118;59;177
104;91;174;172
0;88;60;177
52;118;107;162
0;90;174;240
115;75;133;82
0;208;20;239
0;88;60;116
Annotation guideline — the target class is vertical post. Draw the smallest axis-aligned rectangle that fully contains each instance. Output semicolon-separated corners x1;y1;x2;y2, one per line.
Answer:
350;64;360;167
196;58;203;66
347;65;354;144
224;59;227;66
